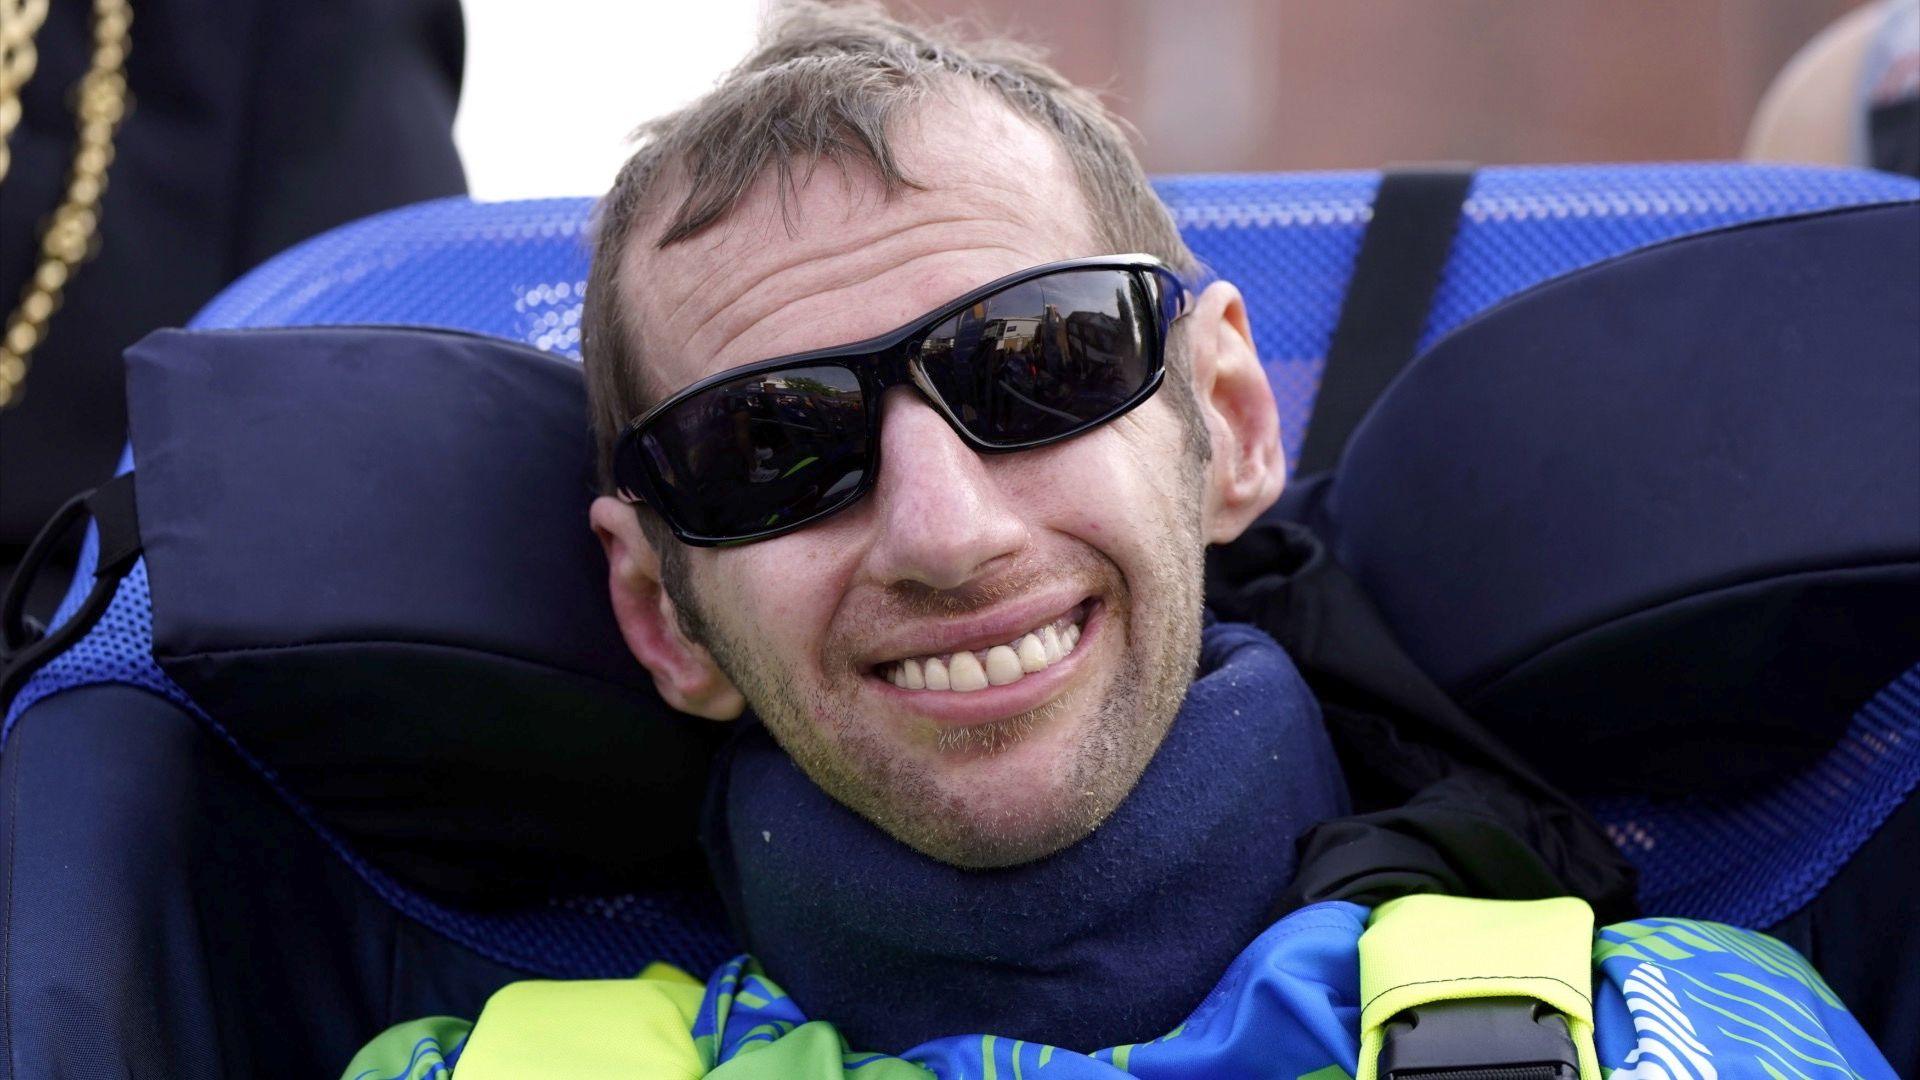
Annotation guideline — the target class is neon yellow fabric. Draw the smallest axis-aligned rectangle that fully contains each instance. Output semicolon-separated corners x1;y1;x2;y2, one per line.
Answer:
339;1014;472;1079
1355;895;1600;1080
637;960;708;989
452;964;708;1080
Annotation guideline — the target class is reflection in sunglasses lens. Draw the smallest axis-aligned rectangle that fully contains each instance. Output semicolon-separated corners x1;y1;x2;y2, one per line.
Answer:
642;364;870;539
918;269;1149;445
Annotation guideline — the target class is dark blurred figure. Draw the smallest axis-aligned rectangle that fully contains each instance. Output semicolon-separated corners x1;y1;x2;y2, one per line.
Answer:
1746;0;1920;178
0;0;468;616
1863;0;1920;177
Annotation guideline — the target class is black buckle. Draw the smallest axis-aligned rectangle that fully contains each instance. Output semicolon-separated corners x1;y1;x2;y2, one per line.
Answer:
1379;997;1579;1080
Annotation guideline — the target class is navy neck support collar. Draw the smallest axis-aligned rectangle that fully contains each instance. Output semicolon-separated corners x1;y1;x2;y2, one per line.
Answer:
702;620;1349;1054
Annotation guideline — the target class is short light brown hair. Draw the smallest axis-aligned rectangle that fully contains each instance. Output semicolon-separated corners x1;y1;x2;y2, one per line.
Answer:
581;0;1201;492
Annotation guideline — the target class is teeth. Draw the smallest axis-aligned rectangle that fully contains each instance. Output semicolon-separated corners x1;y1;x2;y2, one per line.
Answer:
1015;634;1047;673
883;611;1088;693
948;651;989;692
1040;626;1064;663
984;645;1022;685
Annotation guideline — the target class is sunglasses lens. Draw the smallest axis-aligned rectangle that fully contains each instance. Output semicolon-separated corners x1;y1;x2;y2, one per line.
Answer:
917;269;1155;446
636;364;870;540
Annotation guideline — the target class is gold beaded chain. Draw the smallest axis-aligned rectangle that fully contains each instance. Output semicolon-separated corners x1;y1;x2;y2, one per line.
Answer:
0;0;132;410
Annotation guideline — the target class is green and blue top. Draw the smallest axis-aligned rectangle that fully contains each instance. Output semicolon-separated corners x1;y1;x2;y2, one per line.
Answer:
342;895;1894;1079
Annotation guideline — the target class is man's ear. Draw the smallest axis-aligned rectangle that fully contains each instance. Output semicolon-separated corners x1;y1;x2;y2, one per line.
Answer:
589;496;746;721
1186;280;1286;544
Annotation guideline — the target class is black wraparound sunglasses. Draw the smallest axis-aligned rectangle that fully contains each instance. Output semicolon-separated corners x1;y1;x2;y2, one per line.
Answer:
612;254;1208;546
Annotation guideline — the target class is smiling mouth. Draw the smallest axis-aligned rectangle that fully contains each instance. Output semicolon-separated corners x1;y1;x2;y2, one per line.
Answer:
878;603;1089;693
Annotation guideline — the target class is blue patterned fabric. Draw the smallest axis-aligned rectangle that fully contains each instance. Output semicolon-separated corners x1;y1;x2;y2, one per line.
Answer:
8;164;1919;977
694;903;1896;1077
342;904;1898;1077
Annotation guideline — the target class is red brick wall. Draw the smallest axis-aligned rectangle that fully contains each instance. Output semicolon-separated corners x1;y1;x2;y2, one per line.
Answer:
900;0;1865;171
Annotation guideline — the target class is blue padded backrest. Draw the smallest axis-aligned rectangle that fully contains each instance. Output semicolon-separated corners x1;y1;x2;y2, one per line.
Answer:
9;165;1919;975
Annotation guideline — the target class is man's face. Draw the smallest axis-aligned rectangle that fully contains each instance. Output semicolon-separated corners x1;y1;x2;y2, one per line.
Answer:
595;92;1276;867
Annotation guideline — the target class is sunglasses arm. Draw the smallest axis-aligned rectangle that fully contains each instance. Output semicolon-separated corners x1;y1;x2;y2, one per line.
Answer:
1174;265;1220;318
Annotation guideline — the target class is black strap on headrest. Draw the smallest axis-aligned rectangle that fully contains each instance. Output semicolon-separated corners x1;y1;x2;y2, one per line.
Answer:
0;472;142;710
1295;165;1477;476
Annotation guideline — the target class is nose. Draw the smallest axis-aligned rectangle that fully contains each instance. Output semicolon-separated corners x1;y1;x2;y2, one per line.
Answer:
863;387;1029;591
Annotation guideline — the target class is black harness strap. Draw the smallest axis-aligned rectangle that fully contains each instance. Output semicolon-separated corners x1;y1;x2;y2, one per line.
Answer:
87;469;144;578
0;471;142;710
1295;165;1477;476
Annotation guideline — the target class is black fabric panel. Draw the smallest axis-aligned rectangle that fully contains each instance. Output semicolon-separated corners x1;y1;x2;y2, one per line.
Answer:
125;326;720;900
1768;789;1920;1073
167;642;716;898
1;685;526;1080
1468;562;1920;794
1321;202;1920;760
1208;517;1639;924
1296;166;1475;475
1276;776;1576;912
0;0;466;604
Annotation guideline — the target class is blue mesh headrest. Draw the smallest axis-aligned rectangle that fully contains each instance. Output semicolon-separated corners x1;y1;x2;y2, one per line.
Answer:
122;325;721;901
187;167;1920;475
1319;202;1920;795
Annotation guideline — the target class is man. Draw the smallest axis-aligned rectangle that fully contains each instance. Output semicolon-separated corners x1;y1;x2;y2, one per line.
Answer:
343;4;1894;1076
585;46;1279;878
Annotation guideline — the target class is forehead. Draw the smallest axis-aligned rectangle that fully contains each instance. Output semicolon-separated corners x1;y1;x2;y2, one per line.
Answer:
623;88;1102;397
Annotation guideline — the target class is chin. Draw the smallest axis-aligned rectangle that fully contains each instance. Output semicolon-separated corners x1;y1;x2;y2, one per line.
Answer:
896;738;1122;868
899;793;1106;870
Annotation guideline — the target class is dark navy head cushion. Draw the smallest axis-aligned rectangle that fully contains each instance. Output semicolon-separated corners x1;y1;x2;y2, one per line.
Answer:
124;325;721;900
1320;201;1920;795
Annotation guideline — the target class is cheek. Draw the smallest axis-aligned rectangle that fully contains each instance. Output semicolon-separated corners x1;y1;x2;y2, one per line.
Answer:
1004;416;1187;550
697;543;852;658
1116;404;1207;524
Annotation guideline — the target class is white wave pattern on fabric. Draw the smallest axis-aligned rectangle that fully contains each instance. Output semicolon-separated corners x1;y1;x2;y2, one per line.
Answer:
1612;964;1717;1080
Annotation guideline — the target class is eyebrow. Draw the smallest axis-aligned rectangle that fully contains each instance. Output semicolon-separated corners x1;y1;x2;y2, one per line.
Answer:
667;238;1041;388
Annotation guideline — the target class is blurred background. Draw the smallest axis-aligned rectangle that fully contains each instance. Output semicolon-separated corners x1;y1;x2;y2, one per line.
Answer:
457;0;1880;199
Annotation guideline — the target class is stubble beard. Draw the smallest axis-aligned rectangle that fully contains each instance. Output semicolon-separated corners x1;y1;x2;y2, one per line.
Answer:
668;357;1214;867
677;498;1207;869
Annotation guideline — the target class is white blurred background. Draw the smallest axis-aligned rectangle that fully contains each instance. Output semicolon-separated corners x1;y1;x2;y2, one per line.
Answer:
456;0;763;200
